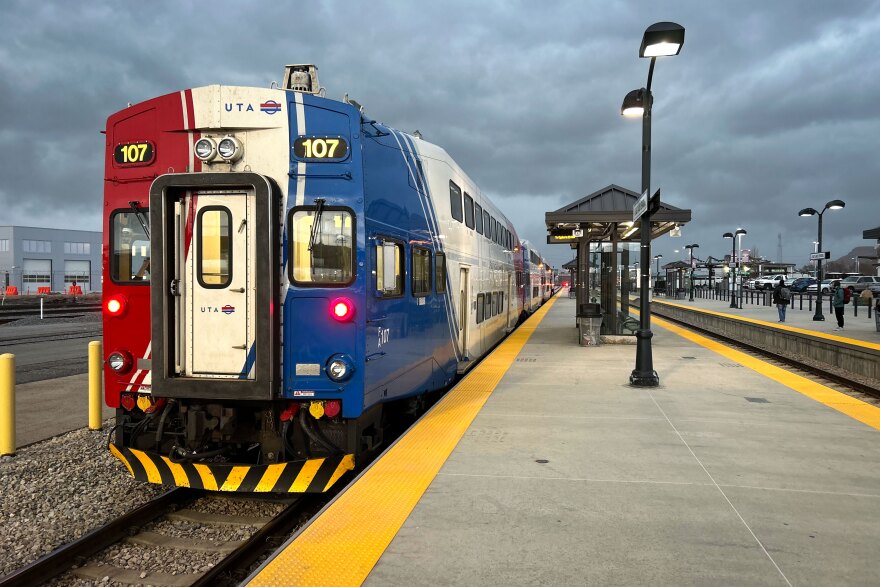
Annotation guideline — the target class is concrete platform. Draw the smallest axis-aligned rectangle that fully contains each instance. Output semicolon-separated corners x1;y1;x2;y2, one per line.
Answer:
10;374;114;448
666;293;879;343
250;294;880;586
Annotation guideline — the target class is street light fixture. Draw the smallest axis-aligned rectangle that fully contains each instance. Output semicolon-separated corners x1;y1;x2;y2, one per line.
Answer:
653;254;663;289
723;228;746;308
684;243;699;301
621;21;685;388
798;199;845;321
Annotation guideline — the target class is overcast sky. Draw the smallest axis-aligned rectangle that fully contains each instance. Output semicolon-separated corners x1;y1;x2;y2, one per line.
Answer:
1;0;878;269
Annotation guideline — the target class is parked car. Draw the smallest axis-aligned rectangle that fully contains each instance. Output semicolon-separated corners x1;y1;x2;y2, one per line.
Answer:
806;279;839;294
840;275;880;293
789;277;817;292
753;275;785;290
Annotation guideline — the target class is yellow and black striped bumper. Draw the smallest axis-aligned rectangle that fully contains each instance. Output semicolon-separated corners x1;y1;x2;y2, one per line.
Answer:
109;445;355;493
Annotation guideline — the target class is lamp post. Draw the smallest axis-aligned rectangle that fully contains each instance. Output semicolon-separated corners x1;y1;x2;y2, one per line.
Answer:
684;243;699;301
620;21;685;387
798;199;845;321
723;229;746;308
653;254;663;289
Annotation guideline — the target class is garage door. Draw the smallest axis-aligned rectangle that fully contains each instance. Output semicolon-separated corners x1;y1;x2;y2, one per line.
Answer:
22;259;52;293
65;260;91;293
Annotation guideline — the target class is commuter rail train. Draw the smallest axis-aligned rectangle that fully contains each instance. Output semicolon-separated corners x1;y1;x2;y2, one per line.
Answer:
103;65;550;493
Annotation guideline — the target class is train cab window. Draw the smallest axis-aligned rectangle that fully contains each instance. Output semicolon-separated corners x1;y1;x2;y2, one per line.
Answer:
463;193;475;229
474;203;483;235
449;181;463;222
197;207;232;288
412;247;431;296
435;252;447;294
375;239;404;297
289;206;354;286
476;293;484;323
483;210;491;240
110;210;151;284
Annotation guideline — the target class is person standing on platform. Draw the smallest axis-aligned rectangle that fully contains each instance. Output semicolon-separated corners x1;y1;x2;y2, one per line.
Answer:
772;281;790;322
831;281;846;330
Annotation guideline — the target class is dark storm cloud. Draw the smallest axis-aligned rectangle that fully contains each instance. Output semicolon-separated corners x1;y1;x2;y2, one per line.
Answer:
1;0;877;268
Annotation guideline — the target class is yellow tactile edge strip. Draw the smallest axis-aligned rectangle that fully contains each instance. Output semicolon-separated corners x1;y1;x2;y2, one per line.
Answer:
248;294;559;587
651;314;880;431
654;299;880;351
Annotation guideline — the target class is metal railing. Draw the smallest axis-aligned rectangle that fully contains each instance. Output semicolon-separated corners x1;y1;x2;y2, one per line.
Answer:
689;286;874;319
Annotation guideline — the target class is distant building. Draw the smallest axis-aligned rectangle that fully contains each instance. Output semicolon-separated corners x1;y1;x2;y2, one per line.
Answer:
0;226;102;294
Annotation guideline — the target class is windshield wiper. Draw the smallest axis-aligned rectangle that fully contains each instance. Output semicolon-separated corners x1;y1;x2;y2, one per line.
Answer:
129;201;150;239
308;198;326;251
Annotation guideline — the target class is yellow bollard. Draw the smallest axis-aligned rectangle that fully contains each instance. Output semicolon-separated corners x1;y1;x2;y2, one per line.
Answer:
88;341;103;431
1;353;15;456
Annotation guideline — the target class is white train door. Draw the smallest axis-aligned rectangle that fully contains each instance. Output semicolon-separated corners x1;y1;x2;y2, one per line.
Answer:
177;192;255;379
459;267;469;359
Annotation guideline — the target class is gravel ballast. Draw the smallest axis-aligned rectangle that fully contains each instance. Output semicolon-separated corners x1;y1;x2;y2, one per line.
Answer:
0;423;165;578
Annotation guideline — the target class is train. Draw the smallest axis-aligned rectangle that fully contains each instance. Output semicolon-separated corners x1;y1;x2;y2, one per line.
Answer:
103;65;554;493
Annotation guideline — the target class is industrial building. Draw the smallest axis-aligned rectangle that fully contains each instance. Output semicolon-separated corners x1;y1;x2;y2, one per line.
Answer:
0;226;102;294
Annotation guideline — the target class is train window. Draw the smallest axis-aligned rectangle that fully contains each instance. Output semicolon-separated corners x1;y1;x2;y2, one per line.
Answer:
474;203;483;235
412;247;431;296
374;238;404;297
197;207;232;288
500;292;505;312
491;292;497;316
483;292;491;319
489;217;496;244
435;252;447;294
483;210;491;240
476;293;484;323
289;206;354;287
110;210;151;285
463;193;475;229
449;181;463;222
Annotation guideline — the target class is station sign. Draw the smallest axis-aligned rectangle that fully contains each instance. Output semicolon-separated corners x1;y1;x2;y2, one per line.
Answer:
810;251;831;260
632;188;661;223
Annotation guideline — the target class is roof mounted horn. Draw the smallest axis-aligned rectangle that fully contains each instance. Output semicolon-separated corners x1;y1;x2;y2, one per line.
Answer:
283;64;324;96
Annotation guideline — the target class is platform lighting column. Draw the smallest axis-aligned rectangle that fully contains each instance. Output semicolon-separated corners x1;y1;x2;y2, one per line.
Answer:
653;254;663;289
723;232;737;307
798;199;845;321
685;243;699;301
619;21;685;387
735;229;746;309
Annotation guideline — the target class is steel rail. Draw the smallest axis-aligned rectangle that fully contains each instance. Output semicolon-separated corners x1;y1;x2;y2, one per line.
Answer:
0;488;200;587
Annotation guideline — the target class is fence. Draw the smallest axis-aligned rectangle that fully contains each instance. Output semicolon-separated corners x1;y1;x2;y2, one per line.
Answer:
687;286;874;319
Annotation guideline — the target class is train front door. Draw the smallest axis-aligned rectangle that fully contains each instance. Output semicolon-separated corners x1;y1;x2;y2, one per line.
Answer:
175;191;255;379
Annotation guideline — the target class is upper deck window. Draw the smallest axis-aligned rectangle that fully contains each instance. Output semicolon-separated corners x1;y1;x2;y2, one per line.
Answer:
449;181;463;222
474;204;484;234
463;193;475;229
110;210;150;284
289;206;354;286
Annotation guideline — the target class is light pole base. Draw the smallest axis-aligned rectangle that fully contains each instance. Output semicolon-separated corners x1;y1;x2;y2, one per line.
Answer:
812;313;825;321
630;369;660;387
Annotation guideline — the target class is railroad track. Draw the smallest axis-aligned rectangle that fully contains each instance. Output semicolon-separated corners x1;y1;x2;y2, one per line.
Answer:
0;489;321;587
0;304;102;326
654;311;880;402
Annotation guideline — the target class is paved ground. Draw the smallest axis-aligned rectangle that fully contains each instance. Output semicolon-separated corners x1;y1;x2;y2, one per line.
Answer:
658;293;879;343
363;296;880;586
10;373;114;448
0;315;102;383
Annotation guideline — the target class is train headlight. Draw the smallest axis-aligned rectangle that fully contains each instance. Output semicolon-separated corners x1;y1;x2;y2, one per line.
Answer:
326;355;354;382
194;138;217;161
217;136;243;162
107;351;131;373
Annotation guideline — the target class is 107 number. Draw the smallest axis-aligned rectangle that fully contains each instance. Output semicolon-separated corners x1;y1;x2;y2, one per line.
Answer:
299;138;341;158
120;143;149;163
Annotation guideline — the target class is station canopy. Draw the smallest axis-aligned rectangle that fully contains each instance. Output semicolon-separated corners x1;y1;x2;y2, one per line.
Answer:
545;184;691;246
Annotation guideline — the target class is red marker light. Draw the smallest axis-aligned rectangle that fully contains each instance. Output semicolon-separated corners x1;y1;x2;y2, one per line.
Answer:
105;295;127;317
120;393;136;411
324;400;341;418
330;297;354;322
